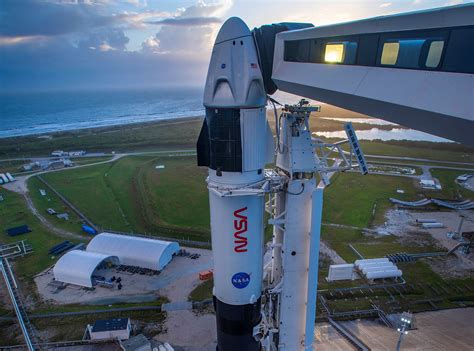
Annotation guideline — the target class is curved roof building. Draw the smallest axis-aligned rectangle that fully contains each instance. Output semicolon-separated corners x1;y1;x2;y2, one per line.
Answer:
53;250;119;288
86;232;180;271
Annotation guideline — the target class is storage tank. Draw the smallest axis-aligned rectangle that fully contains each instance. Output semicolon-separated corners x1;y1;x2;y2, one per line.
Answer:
0;174;9;183
366;269;402;280
361;263;396;274
416;218;437;223
355;258;389;265
357;261;393;269
421;222;444;229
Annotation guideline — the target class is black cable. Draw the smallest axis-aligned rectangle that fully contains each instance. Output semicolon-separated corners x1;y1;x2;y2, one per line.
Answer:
268;95;284;154
285;182;305;195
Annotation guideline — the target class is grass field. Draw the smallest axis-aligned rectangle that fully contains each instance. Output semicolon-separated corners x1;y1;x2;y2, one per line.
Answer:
71;156;113;165
42;155;211;240
0;117;202;158
39;153;473;244
189;278;213;301
0;189;81;279
42;161;133;232
27;176;85;235
430;168;474;199
0;160;24;174
323;173;419;228
139;156;209;230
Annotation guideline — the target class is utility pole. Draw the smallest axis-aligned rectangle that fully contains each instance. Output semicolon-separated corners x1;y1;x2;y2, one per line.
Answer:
396;311;413;351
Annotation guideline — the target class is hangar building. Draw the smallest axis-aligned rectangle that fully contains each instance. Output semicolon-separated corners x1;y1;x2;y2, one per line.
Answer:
53;250;119;288
87;232;180;271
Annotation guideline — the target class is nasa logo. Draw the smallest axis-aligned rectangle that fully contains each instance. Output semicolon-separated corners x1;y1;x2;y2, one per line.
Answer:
234;207;248;253
231;272;250;289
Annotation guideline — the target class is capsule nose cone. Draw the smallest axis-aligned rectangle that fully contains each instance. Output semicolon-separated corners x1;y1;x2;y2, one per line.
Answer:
216;17;251;44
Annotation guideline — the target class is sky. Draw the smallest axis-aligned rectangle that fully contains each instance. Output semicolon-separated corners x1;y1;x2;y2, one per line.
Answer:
0;0;472;92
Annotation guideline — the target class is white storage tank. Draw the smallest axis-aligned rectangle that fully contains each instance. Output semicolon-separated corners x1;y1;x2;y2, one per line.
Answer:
355;258;389;266
366;269;402;280
416;218;437;223
361;263;396;274
421;222;444;229
357;261;393;269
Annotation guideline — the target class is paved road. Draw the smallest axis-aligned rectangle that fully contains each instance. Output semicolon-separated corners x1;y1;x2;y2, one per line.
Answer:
0;149;196;163
362;153;474;167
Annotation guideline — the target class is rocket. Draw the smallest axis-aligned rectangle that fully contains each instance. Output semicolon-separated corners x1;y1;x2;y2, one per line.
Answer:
197;17;274;351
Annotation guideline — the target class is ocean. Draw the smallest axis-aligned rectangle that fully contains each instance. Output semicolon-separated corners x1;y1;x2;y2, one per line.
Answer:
0;88;452;142
0;88;205;138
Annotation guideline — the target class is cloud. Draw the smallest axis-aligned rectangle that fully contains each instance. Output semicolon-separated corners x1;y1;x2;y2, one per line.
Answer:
144;0;231;55
380;2;392;8
78;28;130;51
0;1;223;91
0;0;118;39
147;16;222;26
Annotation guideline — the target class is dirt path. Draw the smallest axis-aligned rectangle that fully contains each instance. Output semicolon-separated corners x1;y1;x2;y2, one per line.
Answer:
320;240;346;264
22;193;84;241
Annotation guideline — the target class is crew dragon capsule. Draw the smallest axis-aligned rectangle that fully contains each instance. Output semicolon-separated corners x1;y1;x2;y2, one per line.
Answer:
197;17;274;350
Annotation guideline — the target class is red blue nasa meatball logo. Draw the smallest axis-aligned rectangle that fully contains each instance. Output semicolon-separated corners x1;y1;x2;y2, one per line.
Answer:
232;272;250;289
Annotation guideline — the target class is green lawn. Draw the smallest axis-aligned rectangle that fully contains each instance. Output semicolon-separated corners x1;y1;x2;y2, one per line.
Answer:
139;156;209;230
0;117;202;158
189;278;213;301
71;156;113;165
0;160;24;174
42;155;211;241
431;168;474;199
0;189;81;279
358;140;474;163
27;176;85;235
323;172;418;228
42;161;132;232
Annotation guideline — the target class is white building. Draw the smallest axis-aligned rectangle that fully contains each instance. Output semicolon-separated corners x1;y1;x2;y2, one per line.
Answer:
86;233;180;271
419;179;442;190
88;318;131;341
53;250;119;288
51;150;65;157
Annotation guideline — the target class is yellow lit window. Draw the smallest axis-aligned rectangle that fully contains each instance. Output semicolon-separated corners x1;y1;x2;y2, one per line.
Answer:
426;41;444;68
381;42;399;65
324;44;344;63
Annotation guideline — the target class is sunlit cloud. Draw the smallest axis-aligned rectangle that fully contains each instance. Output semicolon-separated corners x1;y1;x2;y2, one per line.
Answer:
0;35;47;46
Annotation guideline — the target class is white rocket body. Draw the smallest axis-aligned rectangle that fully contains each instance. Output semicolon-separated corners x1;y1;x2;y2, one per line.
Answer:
197;17;274;350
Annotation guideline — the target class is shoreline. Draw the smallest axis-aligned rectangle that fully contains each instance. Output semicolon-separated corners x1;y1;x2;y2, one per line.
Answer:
0;115;205;141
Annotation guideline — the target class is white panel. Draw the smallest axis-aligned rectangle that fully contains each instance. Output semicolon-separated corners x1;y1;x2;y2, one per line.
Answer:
328;264;355;281
278;4;474;40
272;62;473;121
304;188;323;350
265;119;276;164
278;178;315;350
241;108;267;172
209;190;264;305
